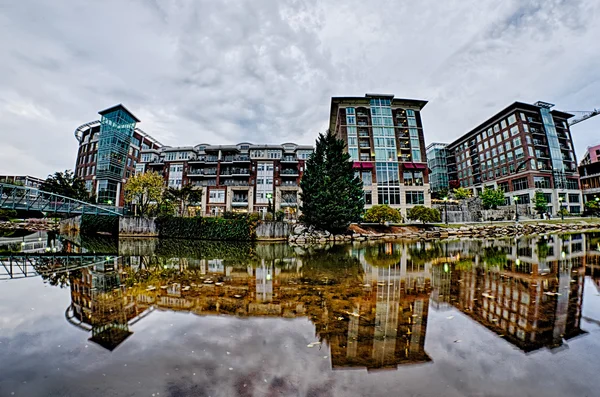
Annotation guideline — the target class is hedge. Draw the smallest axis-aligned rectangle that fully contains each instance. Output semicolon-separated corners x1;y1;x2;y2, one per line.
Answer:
80;214;119;236
155;215;257;241
155;238;254;260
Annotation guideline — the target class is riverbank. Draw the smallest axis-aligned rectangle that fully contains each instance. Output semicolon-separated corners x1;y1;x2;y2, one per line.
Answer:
288;220;600;245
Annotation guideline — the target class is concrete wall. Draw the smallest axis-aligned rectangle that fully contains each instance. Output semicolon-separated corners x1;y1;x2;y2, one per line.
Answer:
119;216;158;237
256;221;292;241
59;215;81;235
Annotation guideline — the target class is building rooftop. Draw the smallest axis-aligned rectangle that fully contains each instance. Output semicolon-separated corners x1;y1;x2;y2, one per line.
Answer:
98;104;141;123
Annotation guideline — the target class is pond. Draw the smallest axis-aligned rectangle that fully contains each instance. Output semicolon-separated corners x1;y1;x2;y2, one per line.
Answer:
2;232;600;396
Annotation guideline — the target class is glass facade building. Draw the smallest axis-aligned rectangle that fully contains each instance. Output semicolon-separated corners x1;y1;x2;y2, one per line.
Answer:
426;143;449;194
329;94;431;216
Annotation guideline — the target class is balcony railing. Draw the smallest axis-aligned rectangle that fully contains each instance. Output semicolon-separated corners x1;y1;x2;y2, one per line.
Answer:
280;170;299;176
281;181;298;187
281;156;298;162
193;180;217;187
233;155;250;162
206;156;218;162
222;180;249;186
533;139;546;146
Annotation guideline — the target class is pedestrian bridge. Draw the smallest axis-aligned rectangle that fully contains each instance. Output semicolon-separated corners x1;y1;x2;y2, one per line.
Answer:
0;253;118;280
0;183;122;216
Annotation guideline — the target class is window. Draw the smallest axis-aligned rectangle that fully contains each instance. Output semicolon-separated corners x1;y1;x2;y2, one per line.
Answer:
267;150;282;159
405;191;425;205
378;186;401;205
566;179;579;190
512;177;529;191
498;182;510;192
568;193;580;203
508;114;517;125
209;189;225;203
492;148;497;157
364;191;372;205
165;152;177;161
520;113;526;121
493;124;500;133
534;176;551;189
505;142;512;150
501;120;507;129
484;141;489;149
503;131;509;140
362;171;372;186
346;115;356;125
515;147;524;159
510;126;519;136
498;146;504;154
523;124;529;132
346;107;355;115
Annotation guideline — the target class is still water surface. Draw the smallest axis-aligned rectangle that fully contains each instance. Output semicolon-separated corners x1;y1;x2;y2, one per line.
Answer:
2;232;600;396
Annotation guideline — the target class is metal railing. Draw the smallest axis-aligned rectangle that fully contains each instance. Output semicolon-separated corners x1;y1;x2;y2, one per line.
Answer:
0;183;122;216
0;254;119;280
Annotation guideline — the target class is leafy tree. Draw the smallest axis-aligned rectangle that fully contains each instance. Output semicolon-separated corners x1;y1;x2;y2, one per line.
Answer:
480;188;505;209
41;170;90;201
124;171;165;217
300;130;364;233
532;190;548;219
432;187;449;200
453;187;473;200
164;184;203;217
0;209;18;221
407;205;441;223
585;200;600;217
363;204;403;224
558;208;570;218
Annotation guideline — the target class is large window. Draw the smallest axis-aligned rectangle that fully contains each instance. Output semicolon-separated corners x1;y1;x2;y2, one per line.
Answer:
405;191;425;205
209;189;225;203
376;162;400;185
378;186;401;205
512;177;529;192
362;171;372;186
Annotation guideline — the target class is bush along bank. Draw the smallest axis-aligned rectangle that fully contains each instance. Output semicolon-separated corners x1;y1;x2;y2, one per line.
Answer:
155;215;258;241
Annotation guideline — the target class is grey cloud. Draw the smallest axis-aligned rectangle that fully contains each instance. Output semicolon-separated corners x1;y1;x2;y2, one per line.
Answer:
1;0;600;177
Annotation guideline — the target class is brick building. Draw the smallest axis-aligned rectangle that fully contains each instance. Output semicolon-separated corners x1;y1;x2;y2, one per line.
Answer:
447;101;582;215
138;143;313;217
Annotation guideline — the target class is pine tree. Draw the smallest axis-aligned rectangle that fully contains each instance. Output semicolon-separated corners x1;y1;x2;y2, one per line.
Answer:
300;130;364;233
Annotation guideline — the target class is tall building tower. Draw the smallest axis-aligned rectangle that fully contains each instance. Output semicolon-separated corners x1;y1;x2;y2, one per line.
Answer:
74;104;163;206
329;94;430;216
446;101;581;215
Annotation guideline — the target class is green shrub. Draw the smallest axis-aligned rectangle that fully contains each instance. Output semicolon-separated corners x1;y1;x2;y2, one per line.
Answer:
0;209;18;221
363;205;403;224
156;215;257;241
406;206;441;223
80;214;119;236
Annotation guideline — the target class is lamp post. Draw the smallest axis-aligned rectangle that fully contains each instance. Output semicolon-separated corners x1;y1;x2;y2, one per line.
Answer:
443;196;449;225
266;193;274;218
513;196;519;222
558;196;564;222
595;197;600;218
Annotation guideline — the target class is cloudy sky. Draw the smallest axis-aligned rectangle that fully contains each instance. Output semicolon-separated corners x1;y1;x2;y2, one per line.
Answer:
1;0;599;178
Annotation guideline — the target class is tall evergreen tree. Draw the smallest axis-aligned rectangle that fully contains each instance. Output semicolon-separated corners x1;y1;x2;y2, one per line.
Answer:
300;130;364;233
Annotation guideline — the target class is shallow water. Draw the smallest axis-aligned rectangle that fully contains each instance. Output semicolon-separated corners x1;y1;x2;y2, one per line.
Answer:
2;232;600;396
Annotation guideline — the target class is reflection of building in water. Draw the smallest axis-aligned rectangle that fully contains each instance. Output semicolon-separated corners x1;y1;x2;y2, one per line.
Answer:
68;260;141;351
336;242;431;370
445;234;587;352
584;232;600;292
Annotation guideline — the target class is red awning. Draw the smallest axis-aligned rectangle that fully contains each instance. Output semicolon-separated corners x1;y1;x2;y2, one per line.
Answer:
414;163;427;169
403;163;415;169
353;161;373;169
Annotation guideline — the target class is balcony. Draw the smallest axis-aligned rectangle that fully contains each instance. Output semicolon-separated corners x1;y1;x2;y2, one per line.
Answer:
399;144;411;150
280;181;298;187
280;169;299;177
203;169;218;176
357;112;369;117
187;169;204;176
233;155;250;162
194;180;216;187
232;195;249;206
221;156;234;163
535;152;549;159
222;180;249;186
359;143;371;148
527;117;542;124
357;121;368;126
358;133;370;138
206;156;218;163
530;128;544;135
399;155;411;162
533;139;546;146
220;168;250;177
281;156;298;163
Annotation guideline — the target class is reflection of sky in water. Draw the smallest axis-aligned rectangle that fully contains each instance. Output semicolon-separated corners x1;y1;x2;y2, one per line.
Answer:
2;234;600;396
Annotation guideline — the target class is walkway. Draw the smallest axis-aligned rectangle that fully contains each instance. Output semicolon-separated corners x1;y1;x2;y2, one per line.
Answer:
0;183;122;216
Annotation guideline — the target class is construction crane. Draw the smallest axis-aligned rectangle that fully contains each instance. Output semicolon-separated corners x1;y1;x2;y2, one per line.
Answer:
567;108;600;126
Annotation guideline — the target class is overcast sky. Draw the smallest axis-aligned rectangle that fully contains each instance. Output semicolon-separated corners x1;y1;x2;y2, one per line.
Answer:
1;0;599;178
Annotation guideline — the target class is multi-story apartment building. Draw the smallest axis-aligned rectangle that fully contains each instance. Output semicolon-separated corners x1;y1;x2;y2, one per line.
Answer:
426;143;449;195
329;94;431;216
0;175;44;188
74;104;163;206
138;143;313;217
578;144;600;205
447;101;582;215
